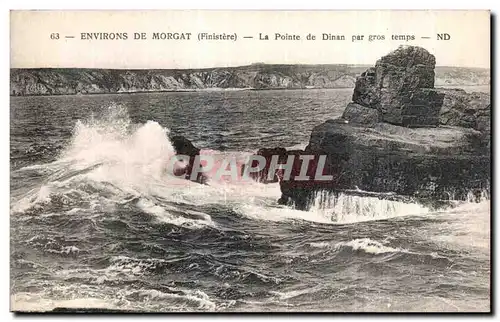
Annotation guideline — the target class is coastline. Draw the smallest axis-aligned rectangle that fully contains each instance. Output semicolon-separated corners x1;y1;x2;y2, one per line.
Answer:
10;64;490;97
9;86;356;98
9;84;490;98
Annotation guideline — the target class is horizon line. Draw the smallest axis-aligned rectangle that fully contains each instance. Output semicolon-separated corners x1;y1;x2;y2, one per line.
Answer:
10;64;491;71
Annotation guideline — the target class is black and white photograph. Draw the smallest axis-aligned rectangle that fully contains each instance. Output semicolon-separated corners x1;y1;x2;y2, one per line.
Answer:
9;10;491;313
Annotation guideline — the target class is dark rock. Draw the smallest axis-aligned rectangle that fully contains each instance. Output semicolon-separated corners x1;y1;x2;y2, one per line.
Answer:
242;147;288;183
351;45;490;130
400;88;444;127
281;119;490;209
243;146;343;209
170;135;200;157
376;45;436;68
248;46;490;210
437;89;491;133
352;67;379;106
353;45;439;127
341;102;380;125
169;135;206;184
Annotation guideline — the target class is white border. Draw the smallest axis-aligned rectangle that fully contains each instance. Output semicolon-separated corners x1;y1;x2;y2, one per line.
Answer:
2;1;497;322
1;0;497;10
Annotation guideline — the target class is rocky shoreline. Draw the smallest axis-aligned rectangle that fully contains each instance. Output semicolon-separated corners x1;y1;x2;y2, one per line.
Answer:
169;46;490;211
275;46;490;210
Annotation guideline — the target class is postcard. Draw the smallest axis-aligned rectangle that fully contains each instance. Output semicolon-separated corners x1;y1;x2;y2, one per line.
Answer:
10;10;491;313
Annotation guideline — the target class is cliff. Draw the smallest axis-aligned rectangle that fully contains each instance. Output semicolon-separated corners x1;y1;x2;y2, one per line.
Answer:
10;64;489;96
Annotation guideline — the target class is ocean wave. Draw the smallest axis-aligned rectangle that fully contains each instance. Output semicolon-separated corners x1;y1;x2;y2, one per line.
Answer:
105;255;170;276
11;292;117;312
308;240;455;274
136;198;214;229
11;105;284;229
124;288;216;311
309;238;403;255
10;104;436;228
22;235;83;257
11;282;219;312
269;285;324;301
422;199;490;252
308;190;431;224
50;255;173;288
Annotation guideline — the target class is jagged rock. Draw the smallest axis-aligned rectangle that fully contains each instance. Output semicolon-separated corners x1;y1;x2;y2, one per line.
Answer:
241;46;490;210
351;45;491;131
353;46;439;127
243;47;490;210
377;46;437;68
241;147;288;183
434;67;490;86
169;135;206;184
170;135;200;157
241;146;343;209
352;68;379;106
341;102;380;125
438;89;491;133
279;119;490;209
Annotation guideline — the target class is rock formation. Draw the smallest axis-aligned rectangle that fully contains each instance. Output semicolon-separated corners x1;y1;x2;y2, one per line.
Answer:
437;88;491;137
170;135;201;157
146;46;489;211
352;45;440;127
241;147;288;183
248;46;490;210
169;135;207;184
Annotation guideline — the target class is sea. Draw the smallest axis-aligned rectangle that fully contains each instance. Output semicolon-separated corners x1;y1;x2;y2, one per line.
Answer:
10;87;491;312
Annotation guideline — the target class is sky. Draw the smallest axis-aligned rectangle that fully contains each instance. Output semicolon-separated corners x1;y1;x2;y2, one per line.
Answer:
10;10;490;69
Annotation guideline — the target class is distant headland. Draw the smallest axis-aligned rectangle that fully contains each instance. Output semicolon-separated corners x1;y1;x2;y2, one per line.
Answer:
10;64;490;96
